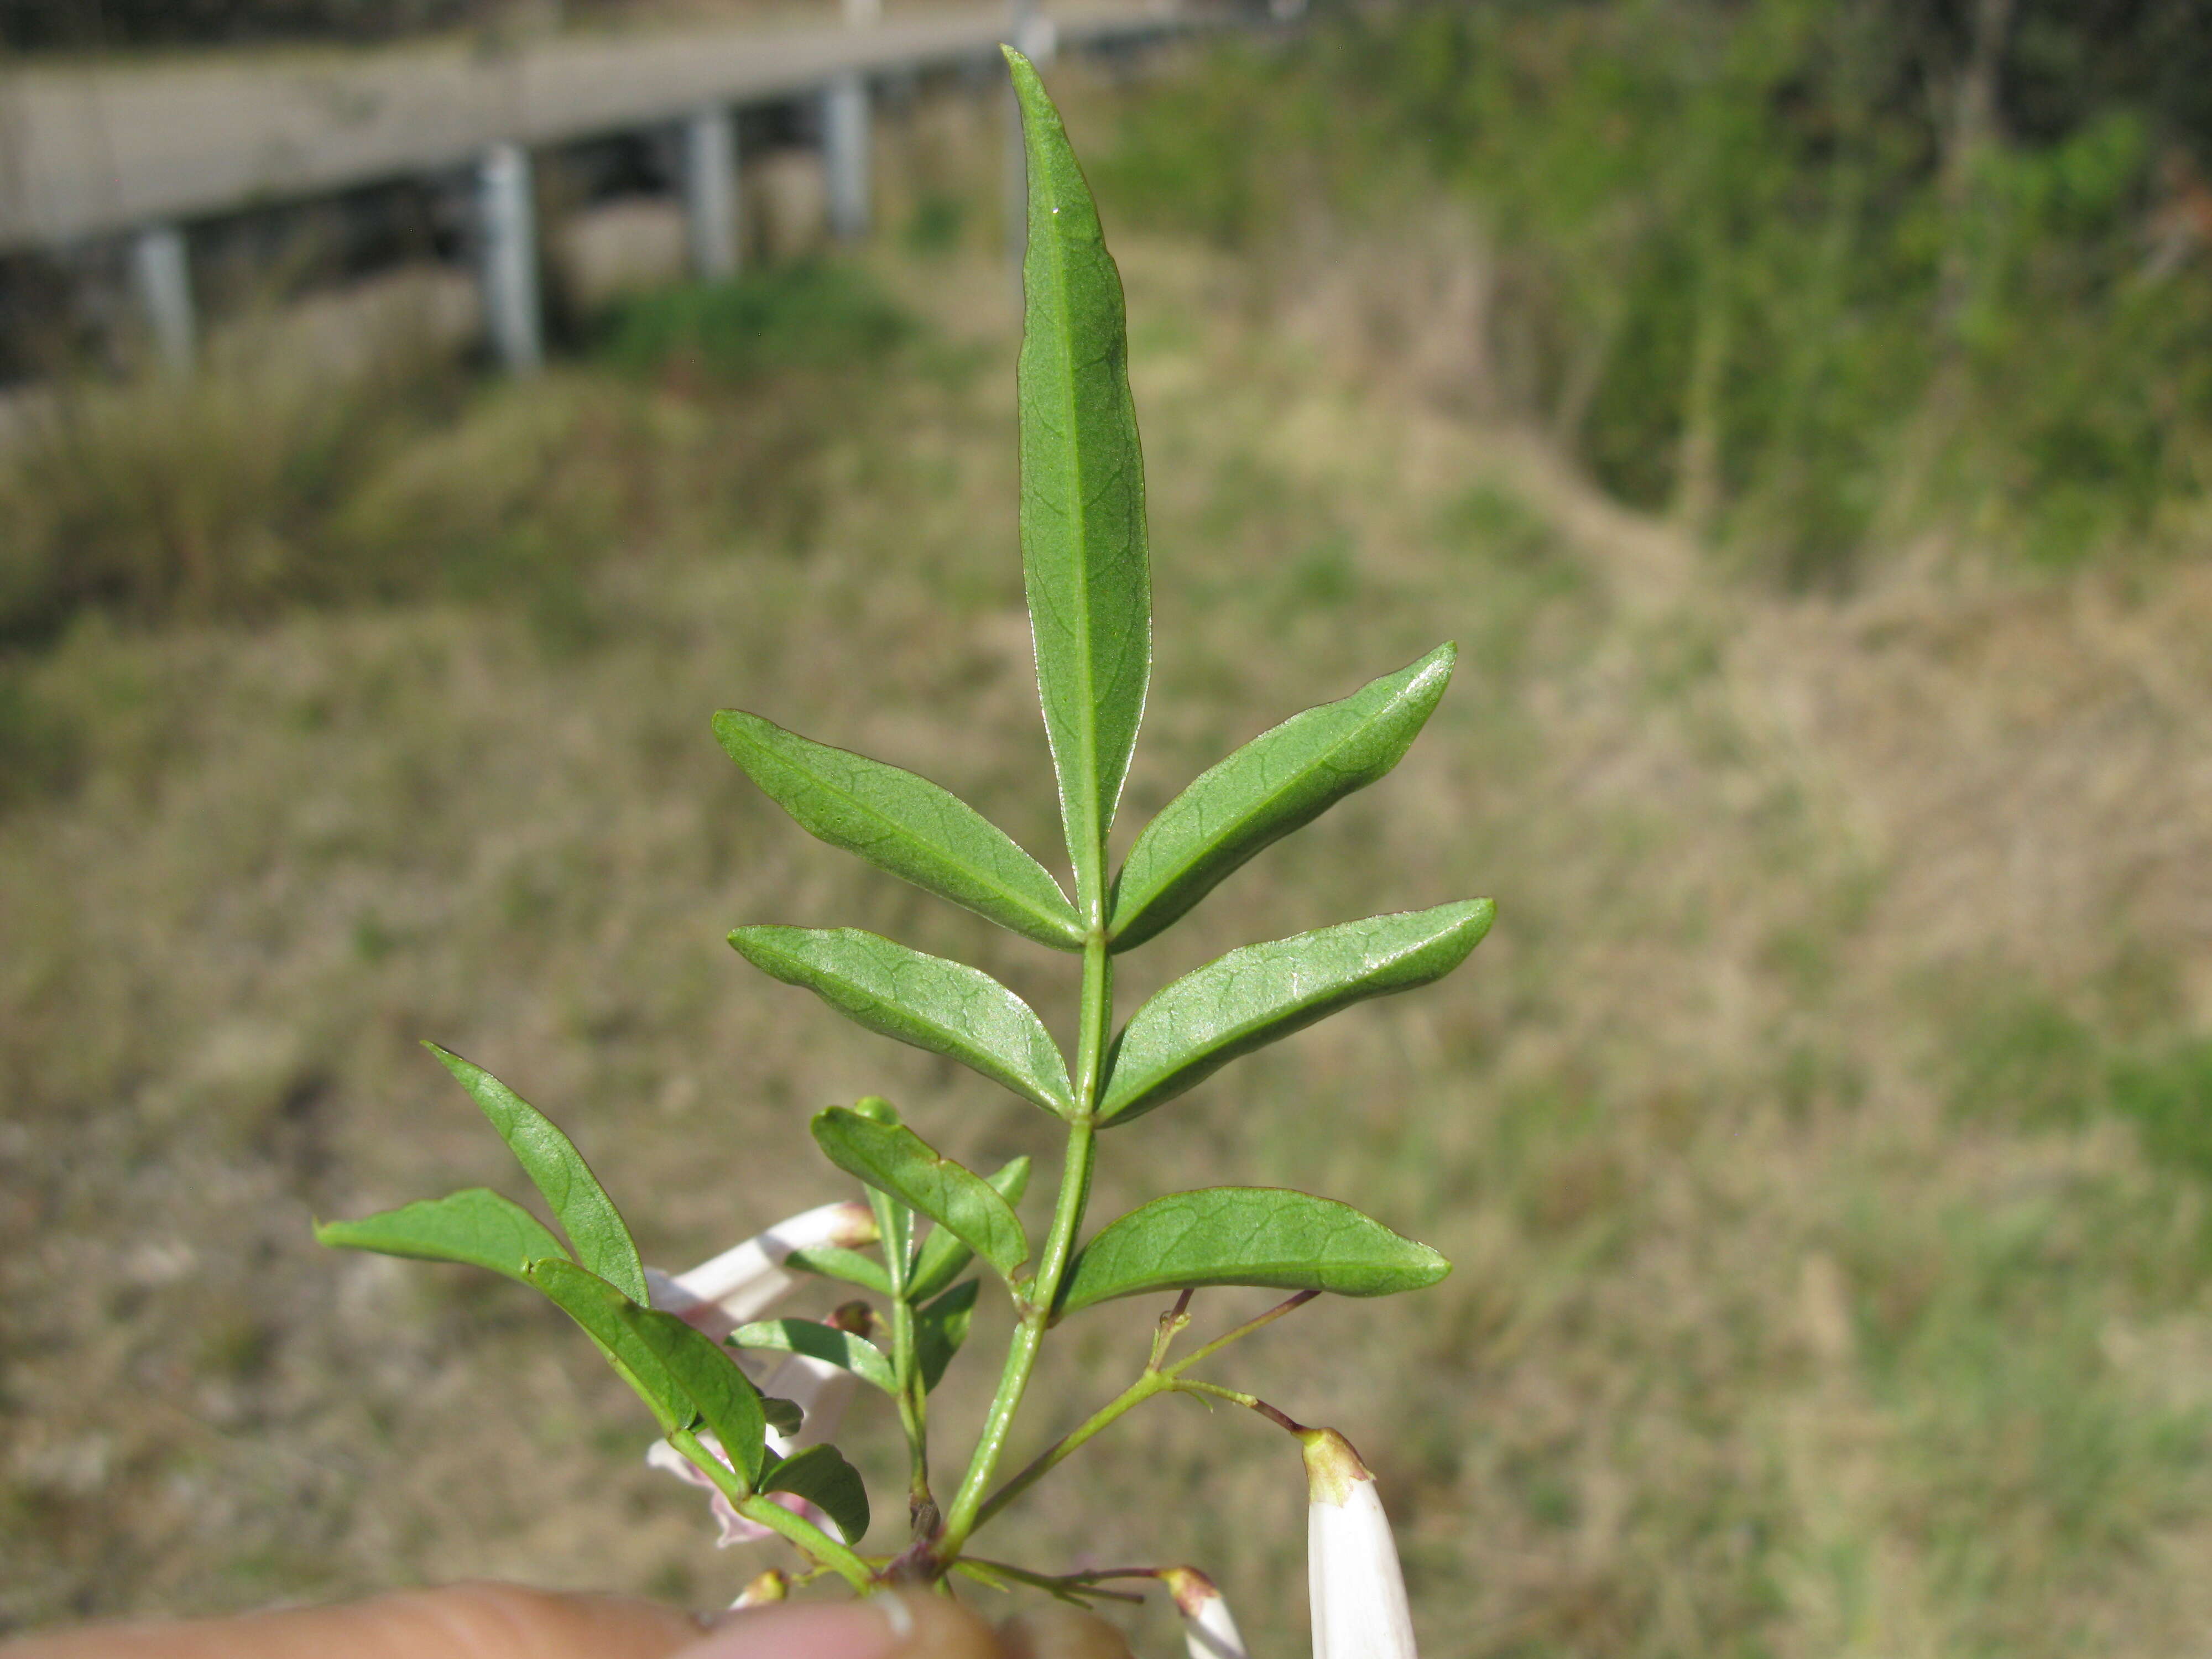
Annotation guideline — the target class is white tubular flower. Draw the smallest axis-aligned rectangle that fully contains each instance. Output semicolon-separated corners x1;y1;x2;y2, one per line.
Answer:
644;1198;877;1339
1161;1567;1250;1659
1302;1427;1418;1659
641;1200;873;1544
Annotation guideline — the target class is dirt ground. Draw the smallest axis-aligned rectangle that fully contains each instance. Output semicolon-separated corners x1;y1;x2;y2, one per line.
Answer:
5;192;2212;1656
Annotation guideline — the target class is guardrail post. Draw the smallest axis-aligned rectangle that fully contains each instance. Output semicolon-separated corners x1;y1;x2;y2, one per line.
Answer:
682;104;741;281
477;140;544;374
129;223;196;374
823;72;870;242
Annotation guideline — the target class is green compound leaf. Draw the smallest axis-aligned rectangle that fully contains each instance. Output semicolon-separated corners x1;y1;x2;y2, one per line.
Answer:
1007;48;1152;922
728;926;1074;1117
315;1188;567;1285
525;1258;691;1434
782;1243;894;1297
811;1108;1030;1283
909;1155;1031;1303
1058;1188;1451;1315
1099;900;1495;1126
427;1044;646;1305
915;1279;979;1392
618;1302;769;1489
760;1443;870;1544
1109;644;1457;952
731;1317;898;1395
712;709;1083;951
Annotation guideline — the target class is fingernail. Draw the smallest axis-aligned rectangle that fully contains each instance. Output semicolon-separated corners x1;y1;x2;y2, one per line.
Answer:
680;1596;907;1659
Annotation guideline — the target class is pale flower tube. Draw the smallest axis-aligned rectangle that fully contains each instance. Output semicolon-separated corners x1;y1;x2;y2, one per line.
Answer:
1161;1567;1250;1659
644;1198;877;1339
642;1200;874;1544
1302;1427;1418;1659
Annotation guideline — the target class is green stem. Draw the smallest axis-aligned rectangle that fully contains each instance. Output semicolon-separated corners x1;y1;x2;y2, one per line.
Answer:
935;930;1111;1563
668;1426;875;1592
969;1288;1322;1532
952;1558;1146;1605
972;1369;1167;1532
888;1291;933;1526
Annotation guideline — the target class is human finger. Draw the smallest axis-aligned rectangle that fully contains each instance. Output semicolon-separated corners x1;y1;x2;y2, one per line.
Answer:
671;1590;997;1659
0;1581;703;1659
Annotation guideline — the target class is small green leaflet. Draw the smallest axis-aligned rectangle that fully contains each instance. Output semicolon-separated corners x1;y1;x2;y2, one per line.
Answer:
759;1443;870;1544
428;1044;646;1304
728;926;1074;1115
731;1318;898;1394
1007;48;1152;922
812;1108;1030;1283
618;1302;769;1489
1109;644;1458;951
712;709;1083;951
909;1155;1031;1303
1057;1188;1451;1314
914;1279;980;1392
782;1243;894;1297
314;1188;566;1285
525;1258;690;1434
758;1392;805;1438
1099;900;1495;1125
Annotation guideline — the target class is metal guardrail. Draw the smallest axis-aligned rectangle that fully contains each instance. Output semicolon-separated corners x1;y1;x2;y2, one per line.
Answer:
0;2;1220;371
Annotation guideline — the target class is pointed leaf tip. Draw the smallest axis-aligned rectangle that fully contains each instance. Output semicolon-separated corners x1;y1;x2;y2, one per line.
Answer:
1100;900;1495;1125
427;1044;645;1303
314;1188;567;1285
1110;644;1458;951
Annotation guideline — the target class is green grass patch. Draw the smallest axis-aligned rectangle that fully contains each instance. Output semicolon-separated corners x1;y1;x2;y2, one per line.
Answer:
596;263;912;384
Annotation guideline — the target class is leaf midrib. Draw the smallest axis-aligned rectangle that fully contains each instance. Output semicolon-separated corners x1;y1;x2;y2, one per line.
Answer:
1040;189;1106;908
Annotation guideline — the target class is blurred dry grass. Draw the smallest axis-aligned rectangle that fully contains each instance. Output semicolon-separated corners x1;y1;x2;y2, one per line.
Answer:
6;74;2212;1659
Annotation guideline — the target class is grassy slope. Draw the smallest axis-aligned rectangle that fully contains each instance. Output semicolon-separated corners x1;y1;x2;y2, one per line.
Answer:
6;218;2212;1659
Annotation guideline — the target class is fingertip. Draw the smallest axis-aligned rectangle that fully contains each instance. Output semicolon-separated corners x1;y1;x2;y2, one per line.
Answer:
0;1583;705;1659
676;1590;999;1659
998;1605;1136;1659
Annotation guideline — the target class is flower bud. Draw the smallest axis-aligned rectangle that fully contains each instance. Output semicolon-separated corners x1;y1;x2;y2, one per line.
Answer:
1159;1567;1249;1659
1301;1427;1417;1659
732;1568;789;1608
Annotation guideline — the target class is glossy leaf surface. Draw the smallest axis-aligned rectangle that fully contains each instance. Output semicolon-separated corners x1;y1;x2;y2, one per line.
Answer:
712;709;1083;950
1099;900;1495;1125
760;1443;870;1544
315;1188;565;1285
1008;48;1152;919
908;1155;1031;1303
1058;1188;1450;1314
812;1108;1030;1282
915;1279;979;1392
619;1303;769;1488
728;926;1074;1115
525;1258;688;1433
1109;644;1457;951
731;1317;898;1394
429;1044;646;1303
